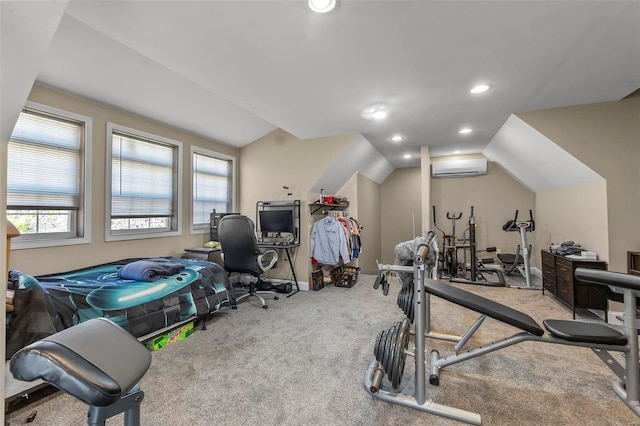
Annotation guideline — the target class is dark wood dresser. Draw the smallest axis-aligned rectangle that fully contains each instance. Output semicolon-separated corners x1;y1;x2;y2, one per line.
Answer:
541;250;608;321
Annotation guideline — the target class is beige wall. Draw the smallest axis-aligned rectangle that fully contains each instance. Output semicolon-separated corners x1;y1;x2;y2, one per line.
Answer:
535;181;609;263
355;173;381;274
380;167;422;264
237;129;355;284
10;84;238;275
518;96;640;273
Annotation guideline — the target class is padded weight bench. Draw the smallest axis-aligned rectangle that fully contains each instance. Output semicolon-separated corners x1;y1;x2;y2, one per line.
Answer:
10;318;152;426
426;268;640;418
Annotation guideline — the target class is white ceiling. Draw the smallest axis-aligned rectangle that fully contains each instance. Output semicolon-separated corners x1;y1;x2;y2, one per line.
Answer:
23;1;640;168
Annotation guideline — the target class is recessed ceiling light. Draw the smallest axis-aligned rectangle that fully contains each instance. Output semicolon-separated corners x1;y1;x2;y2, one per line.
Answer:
373;110;387;119
470;84;490;94
459;127;472;134
390;135;404;142
403;154;412;159
308;0;337;13
361;104;388;120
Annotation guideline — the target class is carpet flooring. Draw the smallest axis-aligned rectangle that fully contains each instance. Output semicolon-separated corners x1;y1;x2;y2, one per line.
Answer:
5;273;638;425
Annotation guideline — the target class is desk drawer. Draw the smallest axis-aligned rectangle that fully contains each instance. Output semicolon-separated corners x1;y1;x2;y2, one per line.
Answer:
556;278;573;305
555;258;573;282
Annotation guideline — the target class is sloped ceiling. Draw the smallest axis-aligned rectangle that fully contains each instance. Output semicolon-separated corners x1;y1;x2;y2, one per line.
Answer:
483;114;604;192
3;0;635;170
0;1;69;144
311;134;395;195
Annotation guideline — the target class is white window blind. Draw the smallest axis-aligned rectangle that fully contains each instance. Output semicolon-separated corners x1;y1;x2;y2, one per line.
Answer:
193;152;232;224
111;132;175;218
7;110;81;209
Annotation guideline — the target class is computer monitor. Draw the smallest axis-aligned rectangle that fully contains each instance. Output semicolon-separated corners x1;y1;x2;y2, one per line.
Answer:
258;209;294;236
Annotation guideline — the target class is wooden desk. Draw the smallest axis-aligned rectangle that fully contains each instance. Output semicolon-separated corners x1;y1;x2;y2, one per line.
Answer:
183;247;223;265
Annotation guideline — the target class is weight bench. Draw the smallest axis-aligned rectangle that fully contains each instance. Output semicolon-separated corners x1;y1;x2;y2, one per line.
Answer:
10;318;152;426
426;268;640;418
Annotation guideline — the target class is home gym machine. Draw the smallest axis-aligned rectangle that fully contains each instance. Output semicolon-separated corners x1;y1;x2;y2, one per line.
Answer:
498;209;538;289
425;268;640;421
367;232;481;425
450;206;505;287
433;206;504;286
432;206;462;279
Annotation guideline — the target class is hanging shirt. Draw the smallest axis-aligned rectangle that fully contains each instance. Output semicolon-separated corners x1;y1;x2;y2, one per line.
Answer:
310;217;351;266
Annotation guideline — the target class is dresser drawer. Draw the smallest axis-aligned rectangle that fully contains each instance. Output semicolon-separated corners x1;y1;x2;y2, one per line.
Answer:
556;278;573;305
541;252;556;270
555;258;573;282
542;267;556;281
543;276;556;294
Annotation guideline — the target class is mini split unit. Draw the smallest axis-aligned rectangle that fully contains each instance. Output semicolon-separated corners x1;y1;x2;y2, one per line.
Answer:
431;158;487;178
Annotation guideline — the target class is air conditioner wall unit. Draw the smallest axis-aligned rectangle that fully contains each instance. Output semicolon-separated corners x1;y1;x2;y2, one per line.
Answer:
431;158;487;178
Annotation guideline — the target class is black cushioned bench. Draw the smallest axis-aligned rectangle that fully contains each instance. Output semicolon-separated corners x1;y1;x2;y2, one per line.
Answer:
425;278;626;345
10;318;152;426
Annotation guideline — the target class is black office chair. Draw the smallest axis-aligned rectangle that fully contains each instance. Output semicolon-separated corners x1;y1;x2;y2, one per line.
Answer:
217;215;279;309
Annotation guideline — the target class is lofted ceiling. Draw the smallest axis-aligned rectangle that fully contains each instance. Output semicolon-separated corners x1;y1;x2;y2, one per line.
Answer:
22;1;640;168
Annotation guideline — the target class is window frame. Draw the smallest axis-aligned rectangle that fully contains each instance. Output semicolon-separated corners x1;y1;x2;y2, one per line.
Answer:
105;122;183;241
189;145;237;234
8;101;92;249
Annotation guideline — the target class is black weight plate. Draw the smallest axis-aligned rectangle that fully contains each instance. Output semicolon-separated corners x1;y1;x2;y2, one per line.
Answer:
391;319;410;389
374;329;384;358
388;321;404;385
377;328;389;363
383;323;398;372
390;319;410;389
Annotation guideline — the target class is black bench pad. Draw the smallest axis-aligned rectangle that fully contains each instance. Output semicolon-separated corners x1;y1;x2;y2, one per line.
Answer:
10;318;151;407
543;319;627;345
425;279;544;336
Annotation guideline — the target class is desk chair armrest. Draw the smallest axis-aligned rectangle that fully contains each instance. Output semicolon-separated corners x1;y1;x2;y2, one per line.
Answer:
258;249;278;272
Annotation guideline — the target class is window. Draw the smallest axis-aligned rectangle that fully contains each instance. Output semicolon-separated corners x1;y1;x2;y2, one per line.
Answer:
7;102;92;248
106;123;182;240
191;146;236;233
